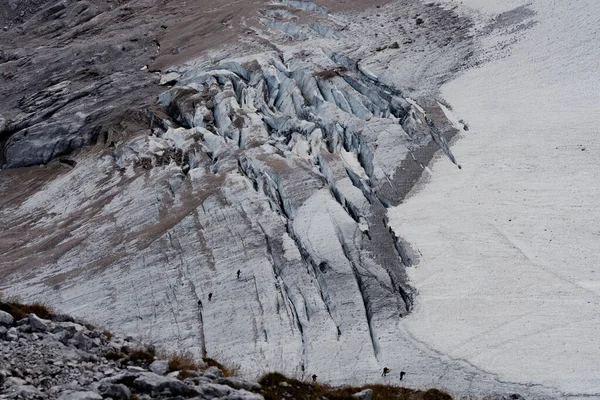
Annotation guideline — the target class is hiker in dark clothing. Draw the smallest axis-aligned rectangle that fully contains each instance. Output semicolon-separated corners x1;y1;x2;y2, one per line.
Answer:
382;367;390;377
400;371;406;381
197;299;203;308
312;374;317;382
208;293;213;301
237;269;241;279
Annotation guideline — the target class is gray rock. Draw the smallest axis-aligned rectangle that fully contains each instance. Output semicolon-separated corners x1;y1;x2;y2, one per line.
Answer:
28;314;49;332
58;391;103;400
53;322;85;336
99;383;131;400
204;366;224;378
5;384;42;399
217;377;261;391
197;383;232;398
4;118;87;168
194;376;215;385
87;330;101;339
5;376;28;387
166;371;180;378
77;375;93;386
126;366;146;373
99;372;139;385
133;372;198;396
221;390;265;400
71;331;94;350
149;360;169;375
0;326;7;336
352;388;372;400
0;310;13;326
51;330;72;344
6;327;18;341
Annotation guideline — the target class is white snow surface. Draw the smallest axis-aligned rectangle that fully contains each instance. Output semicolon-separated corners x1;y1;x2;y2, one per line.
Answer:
390;0;600;397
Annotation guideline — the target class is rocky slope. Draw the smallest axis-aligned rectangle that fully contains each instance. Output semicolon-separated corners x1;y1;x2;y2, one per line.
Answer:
0;307;264;400
0;0;554;398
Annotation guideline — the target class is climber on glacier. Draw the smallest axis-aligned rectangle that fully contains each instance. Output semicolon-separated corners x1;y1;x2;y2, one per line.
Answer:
312;374;317;382
197;299;203;309
237;269;241;279
208;292;213;301
400;371;406;381
382;367;390;377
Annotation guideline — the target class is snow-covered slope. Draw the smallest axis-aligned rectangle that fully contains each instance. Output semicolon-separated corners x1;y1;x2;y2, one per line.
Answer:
389;0;600;396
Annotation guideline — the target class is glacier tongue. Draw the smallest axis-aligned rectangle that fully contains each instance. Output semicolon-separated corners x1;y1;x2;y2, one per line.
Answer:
0;0;562;398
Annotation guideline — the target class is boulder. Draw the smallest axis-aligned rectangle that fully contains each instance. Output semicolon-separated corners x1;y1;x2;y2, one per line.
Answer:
71;331;94;350
53;322;86;336
126;366;146;373
149;360;170;375
5;384;42;399
28;314;49;332
98;383;131;400
51;330;72;344
0;310;14;326
221;391;265;400
6;327;18;341
352;389;372;400
99;372;139;386
204;366;224;378
220;390;265;400
217;377;261;391
58;391;103;400
196;383;232;398
133;372;198;396
4;377;28;387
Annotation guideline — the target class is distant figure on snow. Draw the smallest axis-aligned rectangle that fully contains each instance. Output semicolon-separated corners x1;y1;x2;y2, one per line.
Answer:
208;292;213;301
400;371;406;381
382;367;390;377
197;299;203;308
312;374;317;382
237;269;241;279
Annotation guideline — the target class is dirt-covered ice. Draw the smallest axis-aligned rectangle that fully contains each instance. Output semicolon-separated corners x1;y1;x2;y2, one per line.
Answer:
389;0;600;396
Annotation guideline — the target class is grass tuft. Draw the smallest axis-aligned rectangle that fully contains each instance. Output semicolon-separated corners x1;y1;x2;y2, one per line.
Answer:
258;372;452;400
166;351;199;372
0;297;54;321
203;357;239;377
127;347;156;364
104;350;125;361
